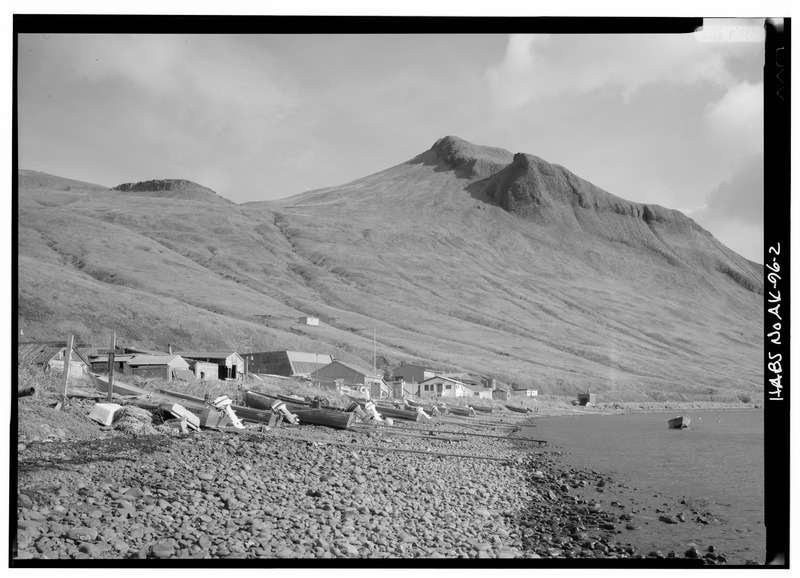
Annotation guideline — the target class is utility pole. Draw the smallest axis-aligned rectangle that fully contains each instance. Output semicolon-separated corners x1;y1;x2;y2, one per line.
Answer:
373;326;377;376
60;335;74;408
106;332;116;403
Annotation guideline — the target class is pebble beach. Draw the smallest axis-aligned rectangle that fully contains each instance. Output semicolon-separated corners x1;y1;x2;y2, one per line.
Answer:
14;395;735;564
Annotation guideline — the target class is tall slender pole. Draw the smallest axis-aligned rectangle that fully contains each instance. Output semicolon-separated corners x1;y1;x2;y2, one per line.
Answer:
60;335;74;408
373;326;376;375
106;332;116;403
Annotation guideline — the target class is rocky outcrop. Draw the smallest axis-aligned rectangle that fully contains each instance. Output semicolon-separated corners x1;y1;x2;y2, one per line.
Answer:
111;179;233;205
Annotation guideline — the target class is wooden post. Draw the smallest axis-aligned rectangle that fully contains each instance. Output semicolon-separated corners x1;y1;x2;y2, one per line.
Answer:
106;332;116;403
60;335;74;408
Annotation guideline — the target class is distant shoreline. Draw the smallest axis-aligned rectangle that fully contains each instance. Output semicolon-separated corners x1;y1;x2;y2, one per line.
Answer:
527;402;762;418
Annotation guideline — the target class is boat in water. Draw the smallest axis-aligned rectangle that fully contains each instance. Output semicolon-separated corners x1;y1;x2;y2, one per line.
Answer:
668;416;691;429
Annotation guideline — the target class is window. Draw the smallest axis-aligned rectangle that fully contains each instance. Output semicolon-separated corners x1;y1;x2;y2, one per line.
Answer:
424;384;430;391
446;384;451;389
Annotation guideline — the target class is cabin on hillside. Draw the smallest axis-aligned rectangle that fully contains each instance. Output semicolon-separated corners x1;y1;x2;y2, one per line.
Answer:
299;316;320;326
125;354;190;382
244;351;333;378
578;393;596;406
315;360;389;398
175;351;244;381
512;384;539;397
418;375;469;399
18;341;92;378
392;363;445;384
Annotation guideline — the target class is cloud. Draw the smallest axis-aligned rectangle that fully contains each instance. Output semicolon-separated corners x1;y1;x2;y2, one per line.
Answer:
485;32;750;110
704;80;764;158
694;156;764;225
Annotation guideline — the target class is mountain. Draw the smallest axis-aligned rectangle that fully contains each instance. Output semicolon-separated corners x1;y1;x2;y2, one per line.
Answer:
15;138;763;402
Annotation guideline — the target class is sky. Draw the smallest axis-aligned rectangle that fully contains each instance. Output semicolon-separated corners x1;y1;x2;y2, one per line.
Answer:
16;18;767;262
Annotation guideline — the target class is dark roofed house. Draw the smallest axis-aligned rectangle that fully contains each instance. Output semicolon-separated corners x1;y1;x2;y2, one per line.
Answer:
315;360;389;398
392;363;445;384
18;341;91;378
244;351;333;378
126;354;190;382
175;351;245;381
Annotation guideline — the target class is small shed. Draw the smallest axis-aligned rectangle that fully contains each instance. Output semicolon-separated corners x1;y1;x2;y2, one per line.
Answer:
18;341;91;378
492;388;509;402
89;354;134;374
175;351;244;381
299;316;320;326
390;380;419;399
578;393;597;406
126;354;190;382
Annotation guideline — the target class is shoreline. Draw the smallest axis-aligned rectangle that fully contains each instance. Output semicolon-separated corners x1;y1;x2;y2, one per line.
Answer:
526;401;761;418
524;410;765;565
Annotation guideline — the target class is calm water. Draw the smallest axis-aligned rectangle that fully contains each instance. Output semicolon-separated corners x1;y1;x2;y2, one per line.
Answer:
528;410;765;564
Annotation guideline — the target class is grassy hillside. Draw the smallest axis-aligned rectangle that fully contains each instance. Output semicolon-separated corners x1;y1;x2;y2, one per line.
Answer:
15;138;763;402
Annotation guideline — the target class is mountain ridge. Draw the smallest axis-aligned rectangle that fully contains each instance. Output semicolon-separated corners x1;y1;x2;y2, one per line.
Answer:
15;136;764;402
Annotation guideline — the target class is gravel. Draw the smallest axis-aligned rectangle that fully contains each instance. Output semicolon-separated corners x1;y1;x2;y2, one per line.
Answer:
14;406;728;562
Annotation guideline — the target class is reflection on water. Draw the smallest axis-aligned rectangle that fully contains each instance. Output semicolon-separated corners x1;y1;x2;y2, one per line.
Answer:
530;411;765;564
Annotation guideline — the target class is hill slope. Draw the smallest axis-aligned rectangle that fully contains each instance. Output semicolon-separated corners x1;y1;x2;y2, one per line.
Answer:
16;137;763;401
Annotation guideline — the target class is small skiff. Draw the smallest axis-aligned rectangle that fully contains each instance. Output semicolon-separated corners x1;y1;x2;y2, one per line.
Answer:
244;390;355;430
89;373;151;397
668;416;691;429
505;404;532;414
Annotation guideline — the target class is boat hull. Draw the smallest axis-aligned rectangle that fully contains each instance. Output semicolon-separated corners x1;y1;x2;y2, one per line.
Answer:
89;373;151;397
244;390;355;430
668;416;690;429
505;404;531;414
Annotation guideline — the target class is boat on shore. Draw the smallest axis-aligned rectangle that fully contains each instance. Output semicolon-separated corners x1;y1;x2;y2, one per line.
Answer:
244;390;355;430
470;405;494;414
445;404;475;417
668;416;691;429
89;373;152;397
505;404;532;414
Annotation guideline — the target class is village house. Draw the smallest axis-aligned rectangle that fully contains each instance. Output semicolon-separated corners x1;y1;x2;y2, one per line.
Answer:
461;381;493;400
175;351;244;381
298;316;320;326
314;360;390;398
243;351;333;378
392;363;444;384
512;384;539;397
18;341;92;378
125;354;190;382
417;375;469;399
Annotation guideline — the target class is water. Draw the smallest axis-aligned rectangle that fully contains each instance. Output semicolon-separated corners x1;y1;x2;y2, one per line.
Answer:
527;410;765;564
